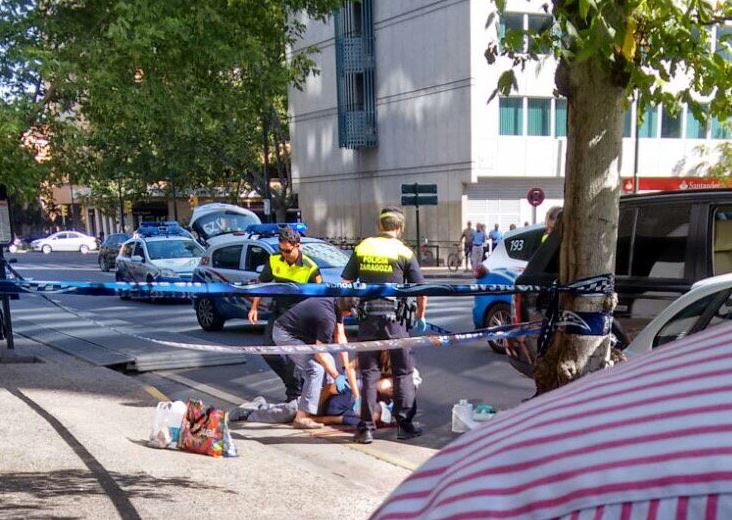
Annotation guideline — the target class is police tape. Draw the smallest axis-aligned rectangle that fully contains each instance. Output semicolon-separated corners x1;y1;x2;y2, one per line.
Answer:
0;274;614;299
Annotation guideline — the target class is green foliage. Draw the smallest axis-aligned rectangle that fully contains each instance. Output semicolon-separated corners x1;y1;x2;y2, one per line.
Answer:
487;0;732;122
1;0;340;209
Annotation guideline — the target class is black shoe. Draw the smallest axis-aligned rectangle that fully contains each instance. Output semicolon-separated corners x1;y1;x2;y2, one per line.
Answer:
353;429;374;444
397;422;423;441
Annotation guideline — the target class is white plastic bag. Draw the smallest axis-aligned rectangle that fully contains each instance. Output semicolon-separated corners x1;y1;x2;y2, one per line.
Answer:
149;401;187;449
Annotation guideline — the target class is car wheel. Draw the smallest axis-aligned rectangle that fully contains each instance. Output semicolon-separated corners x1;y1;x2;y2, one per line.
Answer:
79;244;89;254
196;298;225;331
41;244;52;254
99;256;110;272
116;271;131;300
483;302;512;354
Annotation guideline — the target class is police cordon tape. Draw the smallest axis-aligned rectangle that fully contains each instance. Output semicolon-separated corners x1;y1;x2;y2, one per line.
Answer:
1;265;611;355
0;274;615;299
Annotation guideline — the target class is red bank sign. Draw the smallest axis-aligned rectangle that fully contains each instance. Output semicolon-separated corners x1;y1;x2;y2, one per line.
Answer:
621;177;730;193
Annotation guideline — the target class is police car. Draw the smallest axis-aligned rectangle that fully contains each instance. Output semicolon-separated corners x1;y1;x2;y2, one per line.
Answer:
189;202;261;247
115;222;206;292
192;223;350;331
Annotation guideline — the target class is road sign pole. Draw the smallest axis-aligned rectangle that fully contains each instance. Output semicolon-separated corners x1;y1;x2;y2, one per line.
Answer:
532;206;537;225
415;201;421;264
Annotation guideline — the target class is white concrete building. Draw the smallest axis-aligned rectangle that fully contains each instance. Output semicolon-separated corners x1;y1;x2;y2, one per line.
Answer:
289;0;731;245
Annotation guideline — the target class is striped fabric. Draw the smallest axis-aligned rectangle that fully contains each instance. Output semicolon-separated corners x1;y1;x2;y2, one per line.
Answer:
372;322;732;520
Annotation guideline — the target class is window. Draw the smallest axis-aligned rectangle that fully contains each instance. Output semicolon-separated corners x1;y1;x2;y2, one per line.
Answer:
631;204;690;279
638;106;658;138
660;108;682;138
653;291;724;348
712;117;731;139
246;245;270;273
615;207;635;276
499;98;523;136
555;98;567;137
133;242;145;259
527;98;551;136
708;291;732;329
146;240;204;260
623;110;632;138
715;24;732;61
499;13;524;51
505;229;545;261
713;206;732;276
212;245;243;270
527;15;553;54
300;243;349;269
121;243;133;257
686;108;707;139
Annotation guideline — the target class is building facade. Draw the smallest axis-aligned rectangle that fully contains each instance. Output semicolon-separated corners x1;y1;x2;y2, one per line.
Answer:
289;0;731;243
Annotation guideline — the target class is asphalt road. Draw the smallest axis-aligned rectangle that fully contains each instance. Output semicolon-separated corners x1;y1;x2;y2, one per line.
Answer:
6;251;534;449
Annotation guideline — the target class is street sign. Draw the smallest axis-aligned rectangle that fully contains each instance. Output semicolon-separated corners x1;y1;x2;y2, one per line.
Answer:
401;183;438;206
0;185;13;247
401;194;438;206
527;187;545;207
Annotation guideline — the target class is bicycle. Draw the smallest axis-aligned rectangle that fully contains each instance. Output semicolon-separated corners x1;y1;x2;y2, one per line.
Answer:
447;243;464;273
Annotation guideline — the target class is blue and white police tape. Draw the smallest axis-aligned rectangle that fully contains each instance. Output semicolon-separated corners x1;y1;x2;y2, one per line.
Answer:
0;274;614;299
135;321;543;356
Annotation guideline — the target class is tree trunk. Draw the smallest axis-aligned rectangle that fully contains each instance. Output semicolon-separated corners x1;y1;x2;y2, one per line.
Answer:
534;57;626;393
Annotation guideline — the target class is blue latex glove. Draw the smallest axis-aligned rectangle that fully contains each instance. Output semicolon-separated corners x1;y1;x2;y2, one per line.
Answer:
335;374;350;393
412;319;428;333
351;396;361;414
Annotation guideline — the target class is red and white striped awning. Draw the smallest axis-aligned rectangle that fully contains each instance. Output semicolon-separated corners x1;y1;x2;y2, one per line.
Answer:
373;322;732;520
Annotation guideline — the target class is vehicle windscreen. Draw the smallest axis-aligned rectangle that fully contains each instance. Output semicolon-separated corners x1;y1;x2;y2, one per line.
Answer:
192;211;260;240
146;240;204;260
274;242;349;269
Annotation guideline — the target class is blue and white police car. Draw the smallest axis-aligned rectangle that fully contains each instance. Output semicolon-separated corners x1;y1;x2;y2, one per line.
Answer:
115;222;206;292
472;224;546;352
192;223;350;331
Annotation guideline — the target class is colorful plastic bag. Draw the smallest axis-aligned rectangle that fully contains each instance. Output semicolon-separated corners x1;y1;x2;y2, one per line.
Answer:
177;399;238;458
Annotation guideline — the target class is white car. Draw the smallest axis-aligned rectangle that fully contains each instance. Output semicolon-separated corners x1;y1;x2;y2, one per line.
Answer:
625;273;732;356
31;231;98;254
115;233;205;288
189;202;261;247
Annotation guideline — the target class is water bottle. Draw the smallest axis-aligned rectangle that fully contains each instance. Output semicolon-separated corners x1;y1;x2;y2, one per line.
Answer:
167;401;187;443
452;399;474;433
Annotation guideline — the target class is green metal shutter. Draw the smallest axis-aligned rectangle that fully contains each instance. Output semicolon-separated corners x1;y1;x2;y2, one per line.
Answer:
527;98;550;136
499;98;523;136
555;98;567;137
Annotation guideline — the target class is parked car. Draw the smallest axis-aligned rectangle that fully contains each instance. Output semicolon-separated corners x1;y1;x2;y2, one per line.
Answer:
508;188;732;377
31;231;98;254
115;225;206;295
192;228;349;331
97;233;131;271
189;203;261;247
625;273;732;356
472;224;545;352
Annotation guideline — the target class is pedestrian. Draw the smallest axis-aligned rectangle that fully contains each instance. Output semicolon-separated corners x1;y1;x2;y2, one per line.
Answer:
471;223;486;271
509;223;517;231
341;207;428;444
488;223;503;252
459;221;474;272
542;206;563;243
270;296;360;429
248;226;322;402
524;221;530;227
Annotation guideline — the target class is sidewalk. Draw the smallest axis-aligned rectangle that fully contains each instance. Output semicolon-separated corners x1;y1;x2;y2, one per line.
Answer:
0;337;435;520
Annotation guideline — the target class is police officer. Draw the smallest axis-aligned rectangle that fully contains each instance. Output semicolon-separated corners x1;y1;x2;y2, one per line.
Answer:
248;226;322;402
341;207;428;444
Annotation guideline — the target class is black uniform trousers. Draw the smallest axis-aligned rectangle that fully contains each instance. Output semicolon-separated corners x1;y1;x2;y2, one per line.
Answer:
262;309;302;402
357;316;417;432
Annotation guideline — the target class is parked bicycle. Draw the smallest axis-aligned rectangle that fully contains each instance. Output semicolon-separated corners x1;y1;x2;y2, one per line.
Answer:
447;243;463;273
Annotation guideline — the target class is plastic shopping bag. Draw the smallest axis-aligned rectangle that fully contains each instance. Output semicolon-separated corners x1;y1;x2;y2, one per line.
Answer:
178;399;238;458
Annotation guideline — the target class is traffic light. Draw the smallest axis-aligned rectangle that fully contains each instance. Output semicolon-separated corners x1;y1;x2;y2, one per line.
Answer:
60;205;68;217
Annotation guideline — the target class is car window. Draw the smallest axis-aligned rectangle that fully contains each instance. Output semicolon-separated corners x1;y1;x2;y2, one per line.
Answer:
299;242;350;268
652;290;724;348
707;290;732;329
121;242;133;257
212;245;244;270
246;245;270;272
146;239;204;260
133;242;145;258
631;204;690;279
504;229;545;261
712;206;732;276
615;207;635;275
53;233;66;240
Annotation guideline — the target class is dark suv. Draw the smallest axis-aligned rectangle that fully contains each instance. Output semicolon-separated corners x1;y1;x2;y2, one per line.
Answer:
508;188;732;377
98;233;131;271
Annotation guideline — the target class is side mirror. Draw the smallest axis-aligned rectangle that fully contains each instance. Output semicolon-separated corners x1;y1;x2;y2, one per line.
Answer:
131;255;144;263
255;265;264;274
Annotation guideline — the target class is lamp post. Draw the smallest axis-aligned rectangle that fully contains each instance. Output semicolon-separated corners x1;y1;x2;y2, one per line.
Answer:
633;95;640;194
